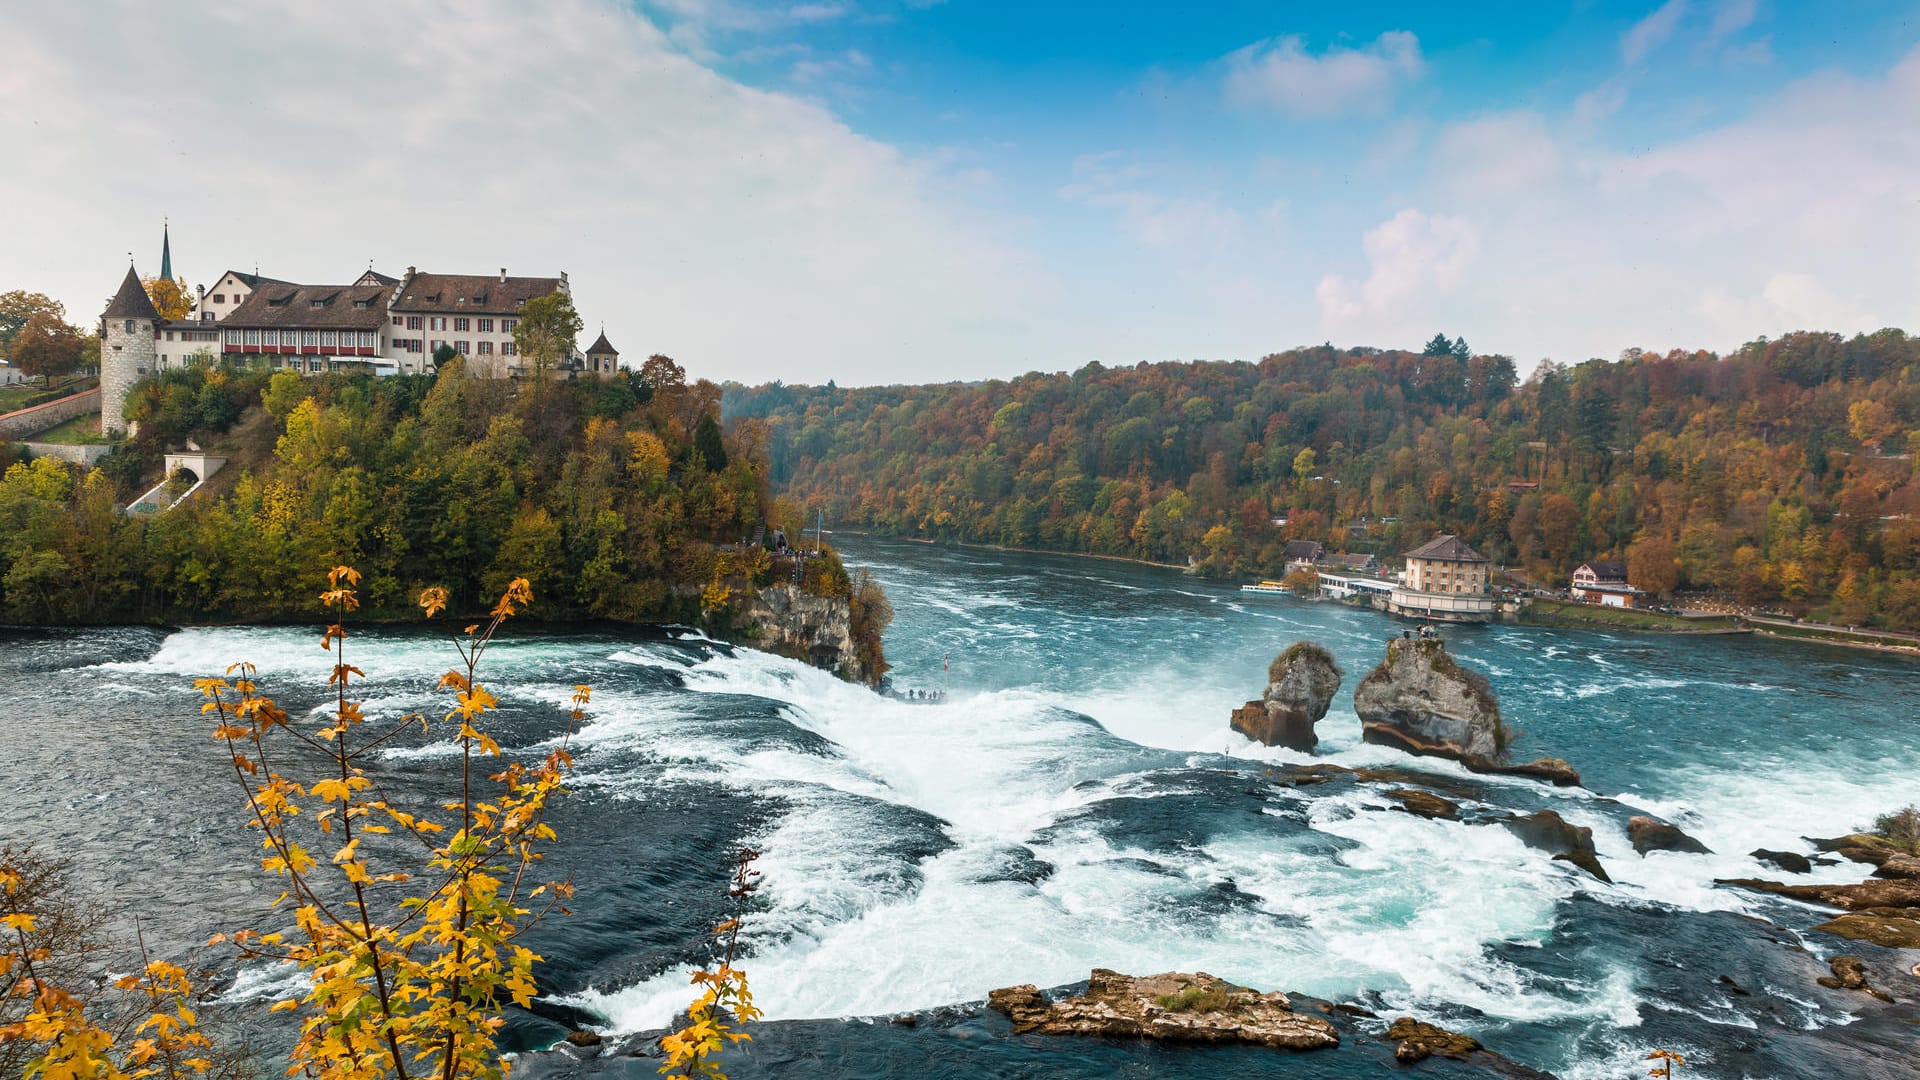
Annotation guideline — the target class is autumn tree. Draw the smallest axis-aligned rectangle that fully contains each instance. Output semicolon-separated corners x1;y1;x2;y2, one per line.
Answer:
1626;533;1679;599
10;312;85;384
143;277;194;322
513;292;584;380
0;290;64;360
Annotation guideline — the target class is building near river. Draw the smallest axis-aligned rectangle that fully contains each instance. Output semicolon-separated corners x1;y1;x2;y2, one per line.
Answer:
1569;560;1645;608
1386;533;1494;623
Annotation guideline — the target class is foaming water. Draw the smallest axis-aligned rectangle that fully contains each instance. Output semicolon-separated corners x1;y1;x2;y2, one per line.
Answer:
5;537;1919;1078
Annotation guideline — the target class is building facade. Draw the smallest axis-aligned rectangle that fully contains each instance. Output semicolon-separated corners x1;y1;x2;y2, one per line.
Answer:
1570;561;1644;608
1387;533;1494;622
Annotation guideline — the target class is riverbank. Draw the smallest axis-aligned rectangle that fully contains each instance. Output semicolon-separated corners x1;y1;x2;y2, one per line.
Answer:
859;531;1192;572
1515;598;1746;634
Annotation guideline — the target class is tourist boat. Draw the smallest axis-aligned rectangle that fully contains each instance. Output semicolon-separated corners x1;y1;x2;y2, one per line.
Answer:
1240;580;1291;595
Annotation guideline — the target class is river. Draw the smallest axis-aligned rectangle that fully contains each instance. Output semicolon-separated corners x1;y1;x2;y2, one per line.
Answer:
2;536;1916;1078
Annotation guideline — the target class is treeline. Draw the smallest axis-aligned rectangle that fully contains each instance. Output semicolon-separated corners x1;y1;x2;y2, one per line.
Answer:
0;357;861;635
727;330;1920;630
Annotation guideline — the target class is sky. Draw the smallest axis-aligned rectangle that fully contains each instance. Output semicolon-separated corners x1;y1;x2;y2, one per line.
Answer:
2;0;1917;385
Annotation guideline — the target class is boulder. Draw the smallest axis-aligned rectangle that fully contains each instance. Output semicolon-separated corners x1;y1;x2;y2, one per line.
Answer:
1385;1017;1480;1063
986;969;1339;1051
1717;877;1920;911
1628;816;1712;856
1816;956;1893;1002
1872;854;1920;881
1503;809;1611;882
1473;757;1583;787
1751;849;1813;874
564;1030;603;1048
1383;788;1462;821
1231;642;1342;752
1355;638;1505;759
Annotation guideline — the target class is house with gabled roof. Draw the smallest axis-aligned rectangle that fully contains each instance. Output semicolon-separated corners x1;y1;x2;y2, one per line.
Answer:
1386;533;1495;623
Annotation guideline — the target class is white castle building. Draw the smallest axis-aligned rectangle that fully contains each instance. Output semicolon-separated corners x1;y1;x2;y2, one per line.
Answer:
100;227;621;435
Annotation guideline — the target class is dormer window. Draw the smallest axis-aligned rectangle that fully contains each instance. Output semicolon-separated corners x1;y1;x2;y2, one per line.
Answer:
353;299;370;308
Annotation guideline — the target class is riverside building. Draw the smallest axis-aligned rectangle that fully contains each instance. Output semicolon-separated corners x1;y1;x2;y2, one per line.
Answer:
1386;533;1495;623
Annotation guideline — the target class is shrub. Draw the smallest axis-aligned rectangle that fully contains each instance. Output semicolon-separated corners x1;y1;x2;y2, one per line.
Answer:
1155;985;1233;1013
1871;805;1920;851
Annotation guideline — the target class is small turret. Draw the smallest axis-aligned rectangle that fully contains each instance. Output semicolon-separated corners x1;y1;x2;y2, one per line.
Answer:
101;265;159;437
585;328;619;379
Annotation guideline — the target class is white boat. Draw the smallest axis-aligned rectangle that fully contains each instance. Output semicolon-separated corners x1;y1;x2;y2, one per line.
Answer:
1239;580;1291;595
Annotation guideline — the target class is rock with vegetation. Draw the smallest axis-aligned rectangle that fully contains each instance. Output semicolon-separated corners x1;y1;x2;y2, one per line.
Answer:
1384;1017;1481;1063
1628;815;1712;856
1811;912;1920;950
986;969;1338;1051
1353;638;1582;786
1502;809;1611;882
1718;877;1920;910
1230;641;1342;752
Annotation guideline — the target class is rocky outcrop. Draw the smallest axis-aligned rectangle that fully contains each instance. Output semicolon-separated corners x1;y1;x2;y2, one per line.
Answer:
1812;912;1920;949
1230;642;1341;752
737;584;875;686
1752;849;1813;874
1354;638;1581;787
1628;816;1712;855
1718;877;1920;910
986;969;1338;1051
1816;956;1893;1002
1385;1017;1480;1063
1503;810;1611;882
1383;788;1461;821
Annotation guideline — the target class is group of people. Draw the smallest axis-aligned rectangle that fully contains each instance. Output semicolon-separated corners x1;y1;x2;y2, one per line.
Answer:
1399;625;1441;641
900;688;945;702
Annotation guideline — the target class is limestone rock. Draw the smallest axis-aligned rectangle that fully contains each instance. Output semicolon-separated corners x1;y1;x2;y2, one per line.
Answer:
564;1030;603;1047
1628;816;1712;856
985;969;1339;1051
1385;1017;1481;1063
1871;854;1920;881
1816;956;1893;1002
1751;848;1813;874
737;583;874;686
1231;642;1342;752
1811;911;1920;949
1383;788;1462;821
1355;638;1505;759
1477;757;1583;787
1503;810;1611;882
1717;877;1920;910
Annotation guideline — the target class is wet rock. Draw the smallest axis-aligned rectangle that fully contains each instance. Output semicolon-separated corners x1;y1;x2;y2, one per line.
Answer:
564;1030;603;1048
1751;848;1813;874
985;969;1339;1050
1812;911;1920;949
890;1014;917;1027
1718;974;1751;996
1816;956;1893;1003
1503;810;1611;883
1629;815;1712;856
737;584;875;686
1471;756;1583;787
1871;854;1920;881
1718;877;1920;910
1385;1016;1479;1062
1231;641;1342;752
1383;788;1461;821
1354;638;1581;787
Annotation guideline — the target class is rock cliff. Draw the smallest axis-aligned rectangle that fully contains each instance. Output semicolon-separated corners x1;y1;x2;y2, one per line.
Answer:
1353;637;1581;786
736;584;875;686
1230;641;1342;752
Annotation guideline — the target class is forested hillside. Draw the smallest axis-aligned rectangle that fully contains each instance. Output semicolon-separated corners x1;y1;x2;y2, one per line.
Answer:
0;357;805;626
728;331;1920;630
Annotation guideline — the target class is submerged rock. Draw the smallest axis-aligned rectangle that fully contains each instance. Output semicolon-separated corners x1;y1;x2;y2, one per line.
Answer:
1503;809;1611;882
1383;788;1462;821
1752;848;1814;874
1385;1016;1480;1062
1230;641;1342;752
1816;956;1894;1002
1628;815;1712;856
986;969;1339;1051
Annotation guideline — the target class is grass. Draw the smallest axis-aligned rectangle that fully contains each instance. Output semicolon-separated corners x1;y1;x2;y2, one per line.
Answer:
1751;620;1919;650
26;413;109;445
1156;985;1233;1013
0;377;97;413
1519;598;1739;633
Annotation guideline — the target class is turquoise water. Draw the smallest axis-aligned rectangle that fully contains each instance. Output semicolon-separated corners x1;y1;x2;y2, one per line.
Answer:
2;536;1917;1078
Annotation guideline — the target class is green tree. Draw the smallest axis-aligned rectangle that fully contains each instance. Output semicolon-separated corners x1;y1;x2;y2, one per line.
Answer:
0;291;64;360
10;312;85;384
693;412;729;470
514;292;584;380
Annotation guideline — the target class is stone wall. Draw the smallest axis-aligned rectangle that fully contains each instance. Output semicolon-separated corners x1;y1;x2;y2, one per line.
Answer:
0;388;102;439
21;442;113;467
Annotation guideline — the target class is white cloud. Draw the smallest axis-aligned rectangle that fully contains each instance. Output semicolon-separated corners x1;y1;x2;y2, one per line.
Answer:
1315;210;1479;334
1706;0;1757;46
1621;0;1687;66
0;0;1055;385
1435;112;1560;197
1059;155;1249;253
1700;273;1877;339
1221;31;1424;116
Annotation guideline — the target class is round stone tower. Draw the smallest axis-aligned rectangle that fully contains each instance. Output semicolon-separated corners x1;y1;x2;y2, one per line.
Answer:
100;264;159;437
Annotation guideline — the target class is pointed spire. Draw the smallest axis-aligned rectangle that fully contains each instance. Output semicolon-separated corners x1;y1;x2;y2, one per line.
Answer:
104;264;160;320
159;218;172;281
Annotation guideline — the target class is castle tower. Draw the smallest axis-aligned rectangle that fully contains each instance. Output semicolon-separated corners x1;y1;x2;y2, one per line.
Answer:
159;221;172;282
585;328;619;379
100;264;159;437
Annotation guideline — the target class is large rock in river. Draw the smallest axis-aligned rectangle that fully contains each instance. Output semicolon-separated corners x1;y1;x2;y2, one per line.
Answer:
1503;809;1611;882
987;969;1339;1051
1353;637;1581;786
1230;641;1342;752
1628;815;1712;855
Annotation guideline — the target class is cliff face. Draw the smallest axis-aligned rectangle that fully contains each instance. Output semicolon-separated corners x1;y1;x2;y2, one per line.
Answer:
737;584;874;686
1354;638;1505;759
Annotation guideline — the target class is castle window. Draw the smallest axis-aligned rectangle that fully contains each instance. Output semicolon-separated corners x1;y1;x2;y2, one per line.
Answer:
478;341;493;355
501;319;517;333
454;318;469;332
124;319;136;333
454;340;469;355
224;329;240;345
407;316;422;330
244;329;260;346
478;318;493;332
321;331;337;347
430;317;447;331
358;331;375;348
502;342;516;357
212;294;224;303
304;330;319;347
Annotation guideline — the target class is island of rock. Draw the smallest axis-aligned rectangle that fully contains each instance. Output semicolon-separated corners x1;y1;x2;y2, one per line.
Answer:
987;969;1339;1051
1353;636;1581;786
1230;641;1342;752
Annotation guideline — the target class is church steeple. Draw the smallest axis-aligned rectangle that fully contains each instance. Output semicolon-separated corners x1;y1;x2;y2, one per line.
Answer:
159;219;173;281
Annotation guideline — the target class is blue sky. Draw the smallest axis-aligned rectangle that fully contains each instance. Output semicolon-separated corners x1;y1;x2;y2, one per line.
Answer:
5;1;1918;382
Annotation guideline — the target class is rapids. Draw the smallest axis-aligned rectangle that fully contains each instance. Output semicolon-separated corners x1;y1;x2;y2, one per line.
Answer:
1;536;1916;1078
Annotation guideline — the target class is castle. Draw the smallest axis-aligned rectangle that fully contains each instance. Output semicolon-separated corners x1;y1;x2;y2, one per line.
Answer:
99;226;621;436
